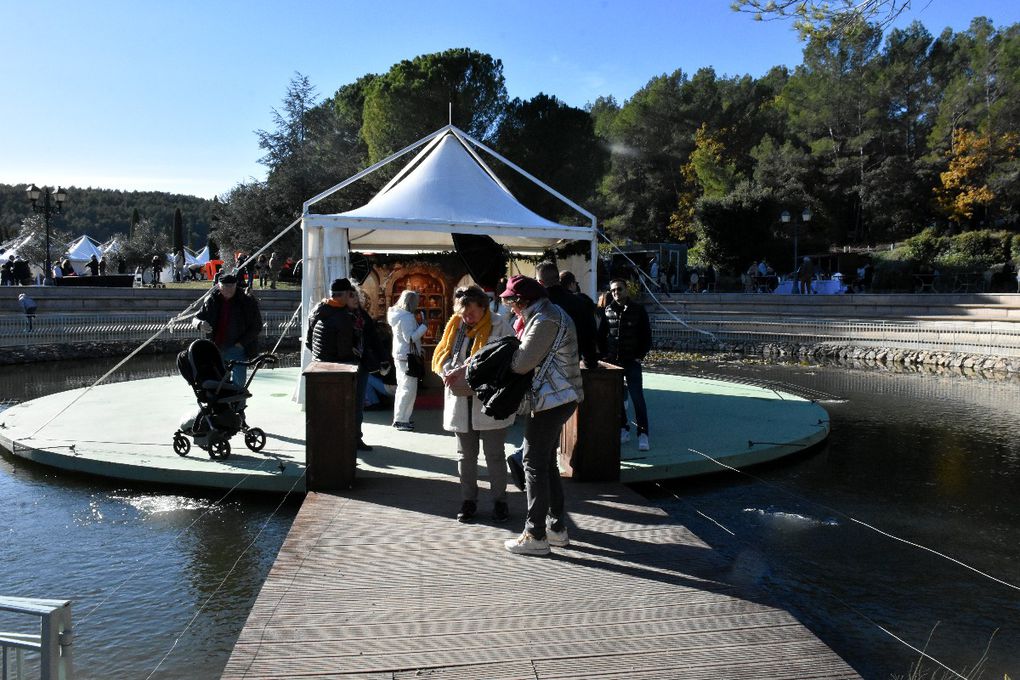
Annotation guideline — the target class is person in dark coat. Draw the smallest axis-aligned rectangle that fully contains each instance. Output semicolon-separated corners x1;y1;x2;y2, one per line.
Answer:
86;255;100;276
194;273;263;391
537;261;599;368
600;278;653;452
12;257;31;285
305;278;384;451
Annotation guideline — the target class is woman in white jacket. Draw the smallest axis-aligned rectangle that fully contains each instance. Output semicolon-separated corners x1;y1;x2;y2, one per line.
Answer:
387;290;428;431
432;285;516;524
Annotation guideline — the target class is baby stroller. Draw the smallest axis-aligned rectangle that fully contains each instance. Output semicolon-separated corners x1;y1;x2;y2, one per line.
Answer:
172;339;276;460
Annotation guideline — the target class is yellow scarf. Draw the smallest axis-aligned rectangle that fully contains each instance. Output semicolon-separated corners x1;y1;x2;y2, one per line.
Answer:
431;309;493;373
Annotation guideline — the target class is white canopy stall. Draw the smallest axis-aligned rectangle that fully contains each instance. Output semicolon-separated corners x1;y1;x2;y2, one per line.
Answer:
64;235;105;275
300;124;597;334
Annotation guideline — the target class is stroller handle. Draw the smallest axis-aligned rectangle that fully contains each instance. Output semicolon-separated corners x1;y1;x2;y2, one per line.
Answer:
225;352;278;370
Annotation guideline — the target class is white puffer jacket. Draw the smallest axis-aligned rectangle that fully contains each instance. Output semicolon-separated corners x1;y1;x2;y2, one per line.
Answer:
441;311;516;433
387;307;427;359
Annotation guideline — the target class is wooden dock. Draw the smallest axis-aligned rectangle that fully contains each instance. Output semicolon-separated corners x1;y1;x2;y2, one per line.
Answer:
223;474;860;679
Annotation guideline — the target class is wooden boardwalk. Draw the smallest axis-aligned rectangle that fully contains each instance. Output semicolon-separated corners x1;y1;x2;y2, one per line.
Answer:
223;474;859;679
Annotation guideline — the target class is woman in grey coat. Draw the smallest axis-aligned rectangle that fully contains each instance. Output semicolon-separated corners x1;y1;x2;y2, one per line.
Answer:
499;275;583;556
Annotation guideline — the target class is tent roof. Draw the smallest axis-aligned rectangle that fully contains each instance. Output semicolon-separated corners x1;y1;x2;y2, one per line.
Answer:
65;235;104;261
301;126;594;255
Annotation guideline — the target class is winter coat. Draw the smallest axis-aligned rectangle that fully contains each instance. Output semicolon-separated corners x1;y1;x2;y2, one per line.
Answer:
601;300;651;363
196;289;263;357
511;298;583;413
440;311;515;433
387;307;427;359
306;300;360;364
546;284;599;365
468;336;533;421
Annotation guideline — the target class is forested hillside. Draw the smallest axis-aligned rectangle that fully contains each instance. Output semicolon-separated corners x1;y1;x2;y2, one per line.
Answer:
0;184;213;249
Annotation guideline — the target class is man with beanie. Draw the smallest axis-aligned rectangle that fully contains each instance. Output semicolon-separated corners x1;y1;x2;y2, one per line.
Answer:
194;272;264;391
306;277;374;451
536;261;599;368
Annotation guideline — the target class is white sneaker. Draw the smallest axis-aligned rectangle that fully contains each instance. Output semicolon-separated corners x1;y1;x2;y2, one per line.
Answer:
504;531;550;556
620;428;631;444
638;433;650;451
547;525;569;548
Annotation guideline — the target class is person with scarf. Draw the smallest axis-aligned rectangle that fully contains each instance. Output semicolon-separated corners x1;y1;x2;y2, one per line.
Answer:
432;284;515;524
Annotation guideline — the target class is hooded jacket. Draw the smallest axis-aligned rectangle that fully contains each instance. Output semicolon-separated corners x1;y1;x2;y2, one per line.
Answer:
386;306;427;359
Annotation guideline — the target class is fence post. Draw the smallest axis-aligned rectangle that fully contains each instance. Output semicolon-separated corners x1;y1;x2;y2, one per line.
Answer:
559;362;624;482
303;361;358;491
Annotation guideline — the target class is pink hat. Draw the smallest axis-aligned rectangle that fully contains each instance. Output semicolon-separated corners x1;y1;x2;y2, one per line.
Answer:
499;274;547;302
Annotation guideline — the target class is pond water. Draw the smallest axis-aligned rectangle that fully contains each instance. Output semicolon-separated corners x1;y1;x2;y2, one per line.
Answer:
643;358;1020;679
2;355;1019;678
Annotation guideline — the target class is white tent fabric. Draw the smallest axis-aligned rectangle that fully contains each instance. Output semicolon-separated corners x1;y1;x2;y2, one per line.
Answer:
186;246;210;265
295;124;598;403
64;235;104;274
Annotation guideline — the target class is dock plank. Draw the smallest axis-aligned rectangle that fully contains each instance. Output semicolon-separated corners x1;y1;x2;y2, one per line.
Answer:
222;475;859;679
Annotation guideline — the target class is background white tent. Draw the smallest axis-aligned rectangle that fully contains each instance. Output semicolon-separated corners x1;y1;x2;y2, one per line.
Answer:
186;245;210;266
64;235;105;274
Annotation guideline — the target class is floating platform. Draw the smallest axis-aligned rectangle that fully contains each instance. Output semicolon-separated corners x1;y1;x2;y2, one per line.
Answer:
0;368;829;492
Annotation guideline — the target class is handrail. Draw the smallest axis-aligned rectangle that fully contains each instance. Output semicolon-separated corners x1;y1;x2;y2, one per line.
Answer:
0;596;73;680
0;311;301;348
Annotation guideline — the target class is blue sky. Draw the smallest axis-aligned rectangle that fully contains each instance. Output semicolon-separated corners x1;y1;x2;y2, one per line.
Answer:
1;0;1018;199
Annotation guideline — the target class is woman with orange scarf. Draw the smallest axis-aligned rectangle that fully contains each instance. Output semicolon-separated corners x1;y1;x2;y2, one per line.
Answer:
432;284;516;524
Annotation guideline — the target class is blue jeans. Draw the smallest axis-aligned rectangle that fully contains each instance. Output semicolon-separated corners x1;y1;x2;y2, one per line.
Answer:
523;401;577;540
620;359;649;435
356;365;369;440
221;345;248;390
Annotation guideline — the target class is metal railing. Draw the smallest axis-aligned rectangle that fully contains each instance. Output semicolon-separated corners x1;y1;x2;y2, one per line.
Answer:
651;316;1020;358
0;311;301;348
0;596;72;680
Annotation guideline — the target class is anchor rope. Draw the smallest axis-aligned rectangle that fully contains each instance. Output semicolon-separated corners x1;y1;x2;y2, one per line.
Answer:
237;493;352;679
596;230;716;340
684;446;1020;594
145;467;306;680
653;480;970;680
23;218;302;440
77;455;279;628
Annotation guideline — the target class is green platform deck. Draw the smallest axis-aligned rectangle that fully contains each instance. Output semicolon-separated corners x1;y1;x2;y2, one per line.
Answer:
0;368;829;492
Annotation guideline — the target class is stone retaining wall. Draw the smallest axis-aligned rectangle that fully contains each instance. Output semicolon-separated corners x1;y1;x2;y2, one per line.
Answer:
0;336;300;366
658;336;1020;374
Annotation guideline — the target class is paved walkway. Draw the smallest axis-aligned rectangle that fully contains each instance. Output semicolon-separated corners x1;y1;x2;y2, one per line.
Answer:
222;478;859;678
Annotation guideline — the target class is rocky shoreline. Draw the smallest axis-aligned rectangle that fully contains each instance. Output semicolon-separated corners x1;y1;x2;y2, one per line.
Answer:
657;338;1020;374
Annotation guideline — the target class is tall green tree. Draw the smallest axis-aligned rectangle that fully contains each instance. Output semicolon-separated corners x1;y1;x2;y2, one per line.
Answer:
360;48;508;162
494;93;607;223
172;207;184;254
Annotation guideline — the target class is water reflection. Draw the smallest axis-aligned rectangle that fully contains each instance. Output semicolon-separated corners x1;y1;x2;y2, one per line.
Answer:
1;354;301;679
644;358;1020;679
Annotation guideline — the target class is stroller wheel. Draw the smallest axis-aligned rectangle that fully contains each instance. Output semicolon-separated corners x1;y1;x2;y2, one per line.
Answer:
209;440;231;460
244;427;267;452
173;432;191;457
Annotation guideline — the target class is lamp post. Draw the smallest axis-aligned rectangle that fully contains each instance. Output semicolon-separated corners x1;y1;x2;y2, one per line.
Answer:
781;207;813;274
26;184;66;285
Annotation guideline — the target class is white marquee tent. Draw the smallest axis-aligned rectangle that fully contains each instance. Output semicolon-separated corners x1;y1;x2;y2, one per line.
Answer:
64;235;105;274
299;124;597;337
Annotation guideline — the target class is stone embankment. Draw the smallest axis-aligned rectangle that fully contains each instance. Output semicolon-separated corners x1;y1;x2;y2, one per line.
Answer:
658;337;1020;374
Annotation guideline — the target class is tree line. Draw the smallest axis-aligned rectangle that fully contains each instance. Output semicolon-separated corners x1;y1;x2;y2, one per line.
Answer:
214;17;1019;276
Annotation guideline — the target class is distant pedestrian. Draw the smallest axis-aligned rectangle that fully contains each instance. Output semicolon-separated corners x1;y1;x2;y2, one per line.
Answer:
86;254;100;276
12;257;31;286
18;293;37;331
256;253;268;288
98;256;107;276
174;250;185;282
268;252;278;289
150;255;164;288
1;255;13;286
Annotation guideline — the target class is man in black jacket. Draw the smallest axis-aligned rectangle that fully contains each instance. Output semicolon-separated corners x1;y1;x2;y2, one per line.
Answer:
305;278;383;451
536;261;599;368
601;278;653;452
194;273;263;391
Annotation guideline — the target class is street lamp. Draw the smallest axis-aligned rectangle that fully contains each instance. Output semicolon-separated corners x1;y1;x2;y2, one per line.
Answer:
26;184;67;285
781;207;813;274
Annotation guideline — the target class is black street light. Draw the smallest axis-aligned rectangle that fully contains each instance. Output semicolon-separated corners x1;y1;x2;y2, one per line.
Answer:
781;207;813;274
26;184;67;285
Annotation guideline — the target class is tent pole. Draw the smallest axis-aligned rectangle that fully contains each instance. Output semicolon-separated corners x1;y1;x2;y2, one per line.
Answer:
589;218;598;300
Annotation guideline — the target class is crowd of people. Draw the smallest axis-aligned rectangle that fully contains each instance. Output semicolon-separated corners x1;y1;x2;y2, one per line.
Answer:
302;261;653;557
